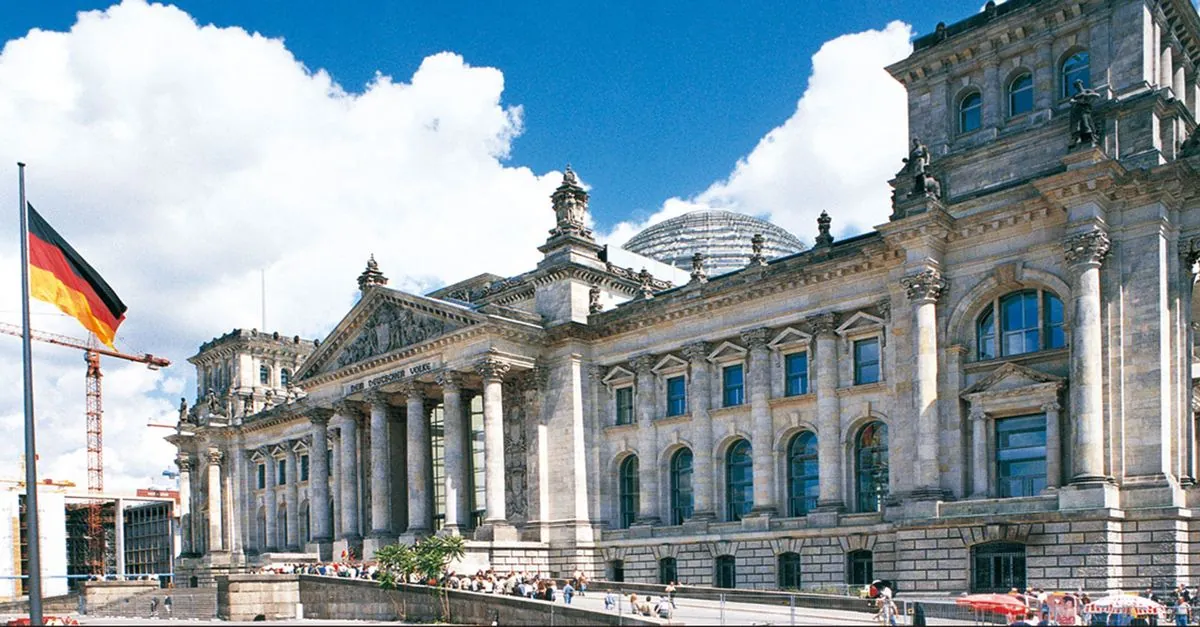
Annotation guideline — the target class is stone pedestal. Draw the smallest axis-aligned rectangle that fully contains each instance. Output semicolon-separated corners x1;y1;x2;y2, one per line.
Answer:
332;537;363;562
361;535;395;560
806;509;840;528
304;541;332;562
1058;481;1119;511
473;522;519;542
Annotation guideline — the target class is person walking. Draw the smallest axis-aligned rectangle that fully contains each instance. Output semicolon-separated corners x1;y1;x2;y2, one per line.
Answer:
149;596;159;618
665;581;677;609
563;580;575;604
164;594;172;618
1175;598;1191;627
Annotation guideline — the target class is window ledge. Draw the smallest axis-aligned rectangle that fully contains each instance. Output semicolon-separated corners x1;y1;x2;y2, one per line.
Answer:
836;381;887;397
769;394;815;410
603;423;639;435
964;348;1067;374
655;413;692;426
710;405;750;419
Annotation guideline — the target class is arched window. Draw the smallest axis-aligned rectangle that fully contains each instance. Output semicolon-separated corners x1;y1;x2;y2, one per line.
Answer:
778;552;802;589
259;365;270;385
726;440;754;521
714;555;737;589
855;422;889;513
1061;50;1090;98
669;449;694;525
1008;72;1033;116
787;431;819;517
959;91;983;133
618;456;639;529
976;290;1065;360
971;542;1026;592
280;369;291;387
847;550;874;586
659;557;678;585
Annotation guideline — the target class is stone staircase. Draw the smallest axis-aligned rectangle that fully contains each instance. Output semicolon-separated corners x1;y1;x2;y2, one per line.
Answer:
88;587;217;620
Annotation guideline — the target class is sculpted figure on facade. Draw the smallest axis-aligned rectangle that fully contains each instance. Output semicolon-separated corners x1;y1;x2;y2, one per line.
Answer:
335;303;456;368
1068;80;1103;149
589;284;603;314
550;165;593;239
814;211;834;248
1181;125;1200;158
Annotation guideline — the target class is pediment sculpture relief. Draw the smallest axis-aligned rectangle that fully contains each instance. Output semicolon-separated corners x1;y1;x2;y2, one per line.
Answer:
334;302;463;369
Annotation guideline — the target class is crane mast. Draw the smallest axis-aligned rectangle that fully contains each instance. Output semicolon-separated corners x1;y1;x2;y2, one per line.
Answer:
0;322;170;576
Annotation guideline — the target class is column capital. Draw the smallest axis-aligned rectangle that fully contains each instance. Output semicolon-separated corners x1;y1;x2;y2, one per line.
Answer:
587;364;606;382
630;353;656;375
740;328;770;350
176;454;193;473
901;268;948;303
474;357;511;382
808;312;837;337
969;405;988;421
1063;230;1111;268
207;448;224;465
682;341;710;363
435;370;463;392
397;380;426;400
1041;401;1062;413
1181;238;1200;271
332;399;362;419
362;389;390;407
309;407;335;425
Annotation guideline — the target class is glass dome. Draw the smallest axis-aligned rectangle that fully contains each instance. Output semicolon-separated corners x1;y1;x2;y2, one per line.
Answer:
621;209;806;276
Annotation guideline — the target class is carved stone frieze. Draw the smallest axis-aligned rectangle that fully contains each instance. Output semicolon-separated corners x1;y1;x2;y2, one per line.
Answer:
334;302;462;370
901;268;948;303
1063;230;1111;267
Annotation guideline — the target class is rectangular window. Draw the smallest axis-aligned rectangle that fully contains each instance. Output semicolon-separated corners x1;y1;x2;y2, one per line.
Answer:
853;338;880;385
666;376;687;417
256;464;265;490
430;404;446;529
615;387;634;425
722;364;744;407
784;352;809;396
276;459;286;485
996;415;1047;498
300;455;309;482
469;395;487;527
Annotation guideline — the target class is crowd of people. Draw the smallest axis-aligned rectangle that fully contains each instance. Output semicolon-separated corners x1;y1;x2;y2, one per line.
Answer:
257;562;381;580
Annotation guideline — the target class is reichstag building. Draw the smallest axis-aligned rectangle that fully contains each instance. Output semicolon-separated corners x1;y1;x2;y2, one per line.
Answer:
171;0;1200;594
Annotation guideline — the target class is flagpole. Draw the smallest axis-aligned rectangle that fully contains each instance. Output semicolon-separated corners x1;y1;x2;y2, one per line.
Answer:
17;162;44;626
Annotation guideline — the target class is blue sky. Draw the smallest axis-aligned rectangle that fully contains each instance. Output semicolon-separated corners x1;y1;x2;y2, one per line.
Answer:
5;0;969;228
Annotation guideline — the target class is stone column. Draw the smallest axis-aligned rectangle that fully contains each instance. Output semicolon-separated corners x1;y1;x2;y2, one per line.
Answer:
402;383;431;536
1043;401;1062;490
365;390;393;539
742;328;775;516
232;443;247;555
970;405;989;498
1161;46;1174;91
811;314;844;510
207;449;224;552
475;357;512;530
901;268;947;498
335;403;362;541
437;372;468;534
1064;230;1110;484
630;354;660;525
177;455;193;555
330;430;342;538
308;411;333;545
263;447;278;551
1180;247;1197;486
683;342;715;520
284;445;299;550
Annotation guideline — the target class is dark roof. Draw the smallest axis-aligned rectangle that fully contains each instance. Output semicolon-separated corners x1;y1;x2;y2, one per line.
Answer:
913;0;1040;52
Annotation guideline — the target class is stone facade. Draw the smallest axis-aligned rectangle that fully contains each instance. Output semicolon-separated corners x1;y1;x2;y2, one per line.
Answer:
173;0;1200;596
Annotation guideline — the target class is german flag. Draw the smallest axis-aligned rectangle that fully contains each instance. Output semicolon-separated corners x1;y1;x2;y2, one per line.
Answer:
27;204;126;348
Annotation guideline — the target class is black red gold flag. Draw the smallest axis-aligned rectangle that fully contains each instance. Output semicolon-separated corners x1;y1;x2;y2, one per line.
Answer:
26;204;126;348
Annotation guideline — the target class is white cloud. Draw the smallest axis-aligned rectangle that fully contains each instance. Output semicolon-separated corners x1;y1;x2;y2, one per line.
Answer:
0;0;558;491
604;21;914;248
0;2;918;494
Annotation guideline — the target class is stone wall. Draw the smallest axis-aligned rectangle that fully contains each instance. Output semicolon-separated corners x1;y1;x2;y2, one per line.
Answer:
80;580;160;609
216;574;664;625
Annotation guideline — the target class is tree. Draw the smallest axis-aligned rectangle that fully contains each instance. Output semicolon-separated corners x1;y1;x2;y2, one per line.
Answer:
376;534;467;622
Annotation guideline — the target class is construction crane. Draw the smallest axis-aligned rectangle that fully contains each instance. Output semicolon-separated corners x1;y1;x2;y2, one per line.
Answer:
0;321;170;575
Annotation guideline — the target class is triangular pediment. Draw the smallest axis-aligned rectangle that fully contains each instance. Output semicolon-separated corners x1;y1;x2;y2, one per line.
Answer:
249;450;266;463
836;312;885;336
707;341;747;363
602;366;635;386
769;327;811;349
961;362;1064;397
297;287;484;379
652;354;688;373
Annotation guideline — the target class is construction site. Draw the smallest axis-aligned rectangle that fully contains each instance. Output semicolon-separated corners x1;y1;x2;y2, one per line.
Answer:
0;322;178;600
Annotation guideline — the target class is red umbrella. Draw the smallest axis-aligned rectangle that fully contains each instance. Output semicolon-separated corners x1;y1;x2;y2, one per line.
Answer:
956;593;1029;616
